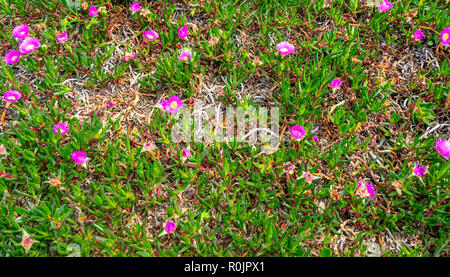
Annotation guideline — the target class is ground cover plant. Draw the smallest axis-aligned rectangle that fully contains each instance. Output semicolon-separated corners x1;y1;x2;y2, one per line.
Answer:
0;0;448;257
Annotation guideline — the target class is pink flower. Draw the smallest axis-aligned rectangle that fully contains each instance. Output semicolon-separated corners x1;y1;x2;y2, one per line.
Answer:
164;96;183;114
435;138;450;159
441;27;450;45
413;163;427;177
289;125;306;140
143;141;157;152
378;0;392;12
53;123;69;135
182;148;191;158
3;90;21;102
122;53;137;62
412;29;425;41
107;101;115;108
276;41;295;55
12;24;29;40
56;32;69;43
130;1;143;13
5;50;20;65
302;171;314;184
330;78;342;89
164;220;176;233
312;136;319;142
156;99;167;110
71;151;87;165
89;6;98;17
284;164;295;174
178;25;188;39
355;183;375;199
143;29;159;41
18;37;40;54
179;49;192;62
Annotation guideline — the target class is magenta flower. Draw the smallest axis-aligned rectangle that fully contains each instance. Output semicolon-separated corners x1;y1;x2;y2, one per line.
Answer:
12;24;29;40
413;163;427;177
312;136;319;142
143;29;159;41
71;151;87;165
330;78;342;89
122;53;137;62
412;29;425;41
276;41;295;55
182;148;191;159
284;164;295;174
89;6;98;17
177;25;188;39
356;183;375;199
435;138;450;159
156;99;167;110
18;37;40;54
378;0;392;12
53;123;69;135
107;101;115;108
441;27;450;45
130;1;143;13
165;96;183;114
3;90;22;102
164;220;176;233
289;125;306;140
56;32;69;43
179;49;192;62
5;50;20;65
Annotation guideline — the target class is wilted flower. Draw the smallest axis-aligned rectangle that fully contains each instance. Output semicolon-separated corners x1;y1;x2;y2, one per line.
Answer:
302;171;314;184
178;25;188;39
18;37;40;54
164;220;176;233
49;177;62;187
284;164;295;174
71;151;87;165
435;138;450;159
89;6;98;17
378;0;392;12
0;144;6;155
12;24;29;40
330;78;342;89
289;125;306;140
276;41;295;55
355;183;375;199
179;49;192;62
182;148;191;159
143;141;157;152
107;101;115;108
122;53;137;62
53;123;69;135
164;96;183;114
413;162;427;177
21;233;34;250
412;29;425;41
56;32;69;43
5;50;20;65
3;90;21;102
208;36;219;45
143;29;159;41
156;99;167;110
441;27;450;45
130;1;143;13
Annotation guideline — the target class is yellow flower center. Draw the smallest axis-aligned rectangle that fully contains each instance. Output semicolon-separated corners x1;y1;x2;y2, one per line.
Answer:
7;96;15;100
183;56;189;62
281;47;288;52
444;33;449;41
26;44;34;51
170;101;178;109
148;35;153;39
